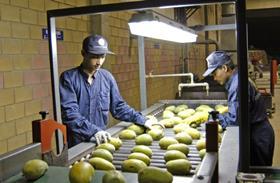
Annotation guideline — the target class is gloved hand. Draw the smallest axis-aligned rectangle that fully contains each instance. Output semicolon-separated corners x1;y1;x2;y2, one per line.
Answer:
94;130;111;145
144;117;165;130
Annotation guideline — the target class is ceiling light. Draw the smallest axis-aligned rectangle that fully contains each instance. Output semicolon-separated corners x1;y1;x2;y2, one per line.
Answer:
128;11;197;43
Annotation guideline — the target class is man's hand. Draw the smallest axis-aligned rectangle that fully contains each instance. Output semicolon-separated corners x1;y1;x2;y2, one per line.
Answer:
144;117;165;130
94;131;111;145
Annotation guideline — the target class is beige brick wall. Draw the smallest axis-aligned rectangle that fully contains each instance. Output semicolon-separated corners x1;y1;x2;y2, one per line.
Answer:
0;0;91;155
247;0;280;9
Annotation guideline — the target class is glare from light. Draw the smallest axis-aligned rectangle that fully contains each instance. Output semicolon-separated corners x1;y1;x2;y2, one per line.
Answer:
128;21;197;43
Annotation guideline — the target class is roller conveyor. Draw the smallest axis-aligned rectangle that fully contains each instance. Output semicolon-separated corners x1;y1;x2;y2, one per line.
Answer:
0;100;228;183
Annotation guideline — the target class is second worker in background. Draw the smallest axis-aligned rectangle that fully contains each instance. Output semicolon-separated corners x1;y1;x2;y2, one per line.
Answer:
203;51;275;166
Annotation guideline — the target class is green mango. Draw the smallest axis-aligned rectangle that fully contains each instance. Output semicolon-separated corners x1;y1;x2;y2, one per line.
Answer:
122;159;147;173
135;134;153;146
102;170;125;183
109;137;122;150
91;149;113;162
128;152;150;165
96;143;116;154
166;159;191;175
88;157;115;170
118;129;136;140
159;137;178;150
164;150;187;162
167;143;189;155
22;159;48;181
69;161;94;183
138;166;173;183
131;145;153;158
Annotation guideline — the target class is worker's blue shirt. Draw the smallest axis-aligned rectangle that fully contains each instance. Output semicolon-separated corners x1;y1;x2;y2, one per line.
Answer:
219;70;267;128
59;66;146;141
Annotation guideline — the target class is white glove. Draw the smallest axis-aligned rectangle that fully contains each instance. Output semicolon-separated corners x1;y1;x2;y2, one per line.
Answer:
144;118;165;130
94;131;111;145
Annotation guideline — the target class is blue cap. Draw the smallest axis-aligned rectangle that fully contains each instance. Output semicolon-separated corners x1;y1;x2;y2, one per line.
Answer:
82;35;114;55
203;51;232;77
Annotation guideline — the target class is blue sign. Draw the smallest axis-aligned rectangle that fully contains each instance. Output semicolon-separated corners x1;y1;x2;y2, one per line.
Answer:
42;28;64;41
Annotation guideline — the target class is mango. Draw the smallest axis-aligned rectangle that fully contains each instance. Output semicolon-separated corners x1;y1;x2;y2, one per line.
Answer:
162;110;175;119
127;124;145;135
69;161;94;183
166;159;191;175
173;123;189;134
135;134;153;146
171;116;183;125
218;124;223;133
119;129;136;140
167;143;189;155
22;159;48;181
91;149;113;162
164;150;187;162
175;132;193;145
159;137;178;150
109;137;122;150
122;159;147;173
160;118;174;128
196;105;213;112
147;129;164;140
196;139;206;151
102;170;125;183
96;143;116;154
165;105;176;112
199;149;206;159
131;145;153;158
138;166;173;183
88;157;115;170
185;128;201;139
128;152;150;165
178;109;195;119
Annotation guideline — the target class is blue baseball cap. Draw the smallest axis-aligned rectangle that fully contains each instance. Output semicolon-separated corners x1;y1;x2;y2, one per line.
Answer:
82;35;114;55
203;51;232;77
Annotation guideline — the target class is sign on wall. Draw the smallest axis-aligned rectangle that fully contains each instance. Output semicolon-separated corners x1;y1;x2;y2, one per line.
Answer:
42;28;64;41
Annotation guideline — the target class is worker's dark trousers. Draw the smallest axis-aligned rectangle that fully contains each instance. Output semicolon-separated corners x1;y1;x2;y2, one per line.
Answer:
251;120;275;166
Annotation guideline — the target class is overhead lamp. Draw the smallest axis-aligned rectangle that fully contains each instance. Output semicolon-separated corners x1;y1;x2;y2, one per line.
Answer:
128;11;197;43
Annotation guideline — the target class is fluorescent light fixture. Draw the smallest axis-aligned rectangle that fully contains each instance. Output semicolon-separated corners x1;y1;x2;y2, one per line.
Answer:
128;11;197;43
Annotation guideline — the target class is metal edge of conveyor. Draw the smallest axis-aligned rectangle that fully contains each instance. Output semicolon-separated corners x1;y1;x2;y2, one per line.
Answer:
192;152;217;183
192;126;239;183
0;143;41;182
159;99;227;105
67;142;95;166
218;126;239;182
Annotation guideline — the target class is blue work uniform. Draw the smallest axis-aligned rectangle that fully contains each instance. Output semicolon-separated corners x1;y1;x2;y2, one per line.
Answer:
60;66;146;147
218;70;274;166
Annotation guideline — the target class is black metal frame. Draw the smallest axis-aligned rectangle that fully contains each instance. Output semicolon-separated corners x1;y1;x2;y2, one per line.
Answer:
47;0;277;174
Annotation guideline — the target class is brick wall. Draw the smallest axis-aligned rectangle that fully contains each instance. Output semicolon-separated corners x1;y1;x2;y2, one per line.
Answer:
247;0;280;9
0;0;90;155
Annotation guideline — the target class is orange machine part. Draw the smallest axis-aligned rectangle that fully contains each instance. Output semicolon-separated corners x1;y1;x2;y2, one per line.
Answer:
40;119;67;153
272;59;278;85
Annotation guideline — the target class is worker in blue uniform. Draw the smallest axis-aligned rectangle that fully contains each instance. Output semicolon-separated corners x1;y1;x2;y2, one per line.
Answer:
60;35;163;147
203;51;275;166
